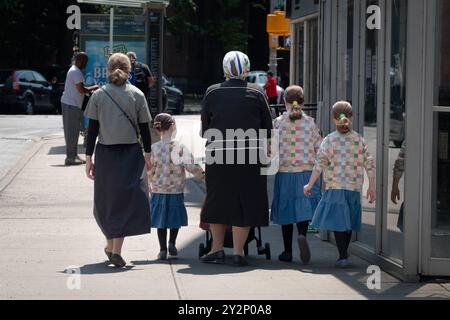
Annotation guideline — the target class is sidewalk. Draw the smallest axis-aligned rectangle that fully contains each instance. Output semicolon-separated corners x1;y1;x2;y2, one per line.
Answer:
0;137;449;300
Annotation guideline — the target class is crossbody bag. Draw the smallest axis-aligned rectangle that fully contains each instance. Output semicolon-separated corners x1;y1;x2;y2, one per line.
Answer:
101;87;140;141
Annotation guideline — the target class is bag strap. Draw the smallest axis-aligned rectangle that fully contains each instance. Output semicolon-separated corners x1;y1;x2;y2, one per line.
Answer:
101;87;140;140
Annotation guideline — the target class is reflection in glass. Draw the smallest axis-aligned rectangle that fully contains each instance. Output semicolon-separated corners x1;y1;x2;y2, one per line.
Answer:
358;0;378;251
384;0;407;264
346;0;354;102
431;0;450;259
307;19;318;104
296;24;304;87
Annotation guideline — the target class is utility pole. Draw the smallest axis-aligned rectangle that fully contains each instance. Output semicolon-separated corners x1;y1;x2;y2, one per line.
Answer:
268;0;279;77
268;0;287;77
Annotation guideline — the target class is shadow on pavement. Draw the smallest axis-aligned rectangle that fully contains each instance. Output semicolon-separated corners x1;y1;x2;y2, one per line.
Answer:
65;262;137;275
48;144;85;155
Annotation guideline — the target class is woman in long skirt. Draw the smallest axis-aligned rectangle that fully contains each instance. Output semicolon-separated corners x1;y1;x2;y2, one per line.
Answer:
200;51;273;267
84;53;153;268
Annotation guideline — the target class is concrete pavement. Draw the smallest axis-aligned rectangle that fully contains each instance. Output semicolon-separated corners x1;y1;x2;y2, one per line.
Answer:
0;117;449;300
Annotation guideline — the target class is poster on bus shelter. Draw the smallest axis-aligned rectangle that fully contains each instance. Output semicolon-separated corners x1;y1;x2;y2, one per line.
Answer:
83;40;146;86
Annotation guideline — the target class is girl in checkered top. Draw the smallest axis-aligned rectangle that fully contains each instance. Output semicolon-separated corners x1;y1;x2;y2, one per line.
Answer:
149;113;205;260
271;85;322;264
304;101;376;268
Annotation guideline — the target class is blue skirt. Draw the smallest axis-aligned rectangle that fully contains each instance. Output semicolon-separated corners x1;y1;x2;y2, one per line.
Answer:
151;193;188;229
271;171;321;225
311;189;362;232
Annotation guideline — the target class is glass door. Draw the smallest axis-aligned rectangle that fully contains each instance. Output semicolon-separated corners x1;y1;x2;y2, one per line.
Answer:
380;0;407;265
425;0;450;275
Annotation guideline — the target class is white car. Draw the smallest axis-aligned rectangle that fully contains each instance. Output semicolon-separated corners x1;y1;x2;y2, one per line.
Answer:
246;71;285;105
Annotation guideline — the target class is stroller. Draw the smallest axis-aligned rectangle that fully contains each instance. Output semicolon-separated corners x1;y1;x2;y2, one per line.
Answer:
198;222;271;260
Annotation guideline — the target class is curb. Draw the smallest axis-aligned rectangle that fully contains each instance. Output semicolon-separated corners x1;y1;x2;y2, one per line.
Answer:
0;139;46;194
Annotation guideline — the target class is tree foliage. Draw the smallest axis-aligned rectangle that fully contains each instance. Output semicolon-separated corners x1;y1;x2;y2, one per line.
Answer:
167;0;267;52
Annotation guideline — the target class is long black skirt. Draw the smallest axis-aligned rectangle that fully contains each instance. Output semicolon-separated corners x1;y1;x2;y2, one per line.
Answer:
201;163;269;227
94;143;151;240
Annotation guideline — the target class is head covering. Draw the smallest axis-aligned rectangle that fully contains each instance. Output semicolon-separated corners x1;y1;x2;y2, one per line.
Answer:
223;51;251;80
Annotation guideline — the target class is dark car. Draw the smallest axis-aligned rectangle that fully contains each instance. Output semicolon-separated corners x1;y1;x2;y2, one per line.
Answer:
0;70;56;114
46;64;71;114
162;74;184;115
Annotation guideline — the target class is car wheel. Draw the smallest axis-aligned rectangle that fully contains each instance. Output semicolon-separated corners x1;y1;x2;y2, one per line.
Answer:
25;97;34;115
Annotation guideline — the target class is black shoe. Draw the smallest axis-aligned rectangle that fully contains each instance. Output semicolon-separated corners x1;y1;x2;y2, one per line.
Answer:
168;243;178;257
232;255;249;267
64;158;84;166
298;235;311;264
278;251;293;262
110;253;126;268
200;250;225;264
104;248;112;261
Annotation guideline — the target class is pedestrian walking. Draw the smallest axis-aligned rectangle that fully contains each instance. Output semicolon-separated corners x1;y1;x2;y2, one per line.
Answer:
271;85;322;264
200;51;273;267
126;51;155;100
264;71;279;107
148;113;205;260
304;101;376;268
84;53;153;268
60;52;98;166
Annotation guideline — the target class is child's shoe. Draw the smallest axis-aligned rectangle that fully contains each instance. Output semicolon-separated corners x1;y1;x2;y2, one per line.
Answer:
168;243;178;257
278;251;293;262
334;258;350;269
297;235;311;264
157;250;168;260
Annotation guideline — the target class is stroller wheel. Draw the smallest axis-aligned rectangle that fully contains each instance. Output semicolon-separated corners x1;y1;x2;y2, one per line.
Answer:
198;243;205;259
265;243;271;260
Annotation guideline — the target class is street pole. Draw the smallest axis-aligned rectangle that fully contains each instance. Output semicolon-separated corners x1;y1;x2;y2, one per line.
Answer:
109;7;114;56
269;0;280;77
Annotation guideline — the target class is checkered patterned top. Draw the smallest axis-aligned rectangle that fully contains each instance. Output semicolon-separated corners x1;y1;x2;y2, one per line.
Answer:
273;112;322;173
313;131;375;192
149;140;205;194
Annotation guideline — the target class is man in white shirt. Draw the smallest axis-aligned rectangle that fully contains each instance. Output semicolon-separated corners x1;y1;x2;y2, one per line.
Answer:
61;52;98;166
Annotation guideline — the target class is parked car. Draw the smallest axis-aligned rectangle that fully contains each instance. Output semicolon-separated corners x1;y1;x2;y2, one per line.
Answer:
246;71;285;104
0;70;56;114
162;74;184;115
46;64;71;114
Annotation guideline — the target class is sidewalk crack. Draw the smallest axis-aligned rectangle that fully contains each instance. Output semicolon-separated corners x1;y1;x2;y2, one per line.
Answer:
169;260;183;300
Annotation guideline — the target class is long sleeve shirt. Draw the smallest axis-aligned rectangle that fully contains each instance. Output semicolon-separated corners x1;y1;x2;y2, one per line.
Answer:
273;112;322;173
313;131;375;192
149;140;205;194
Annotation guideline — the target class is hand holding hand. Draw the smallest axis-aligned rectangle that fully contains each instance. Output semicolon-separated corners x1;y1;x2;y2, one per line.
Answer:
144;152;152;172
304;184;312;197
367;186;376;204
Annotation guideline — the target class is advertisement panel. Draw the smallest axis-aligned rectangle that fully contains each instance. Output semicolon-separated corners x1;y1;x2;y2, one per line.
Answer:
83;39;145;86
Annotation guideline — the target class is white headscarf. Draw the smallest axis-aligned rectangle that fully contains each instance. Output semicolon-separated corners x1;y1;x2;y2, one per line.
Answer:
223;51;251;80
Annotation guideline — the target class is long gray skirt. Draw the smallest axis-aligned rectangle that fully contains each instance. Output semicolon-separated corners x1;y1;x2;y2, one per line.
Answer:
94;143;151;239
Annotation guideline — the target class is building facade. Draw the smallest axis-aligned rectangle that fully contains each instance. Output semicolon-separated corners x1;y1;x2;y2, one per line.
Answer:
287;0;450;281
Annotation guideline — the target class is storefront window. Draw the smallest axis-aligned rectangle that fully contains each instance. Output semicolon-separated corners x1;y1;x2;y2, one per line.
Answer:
305;19;318;104
384;0;407;264
431;0;450;259
346;0;354;102
295;23;304;87
358;0;379;251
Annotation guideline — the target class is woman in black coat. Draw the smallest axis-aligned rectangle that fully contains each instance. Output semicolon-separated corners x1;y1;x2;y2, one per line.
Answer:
200;51;273;266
